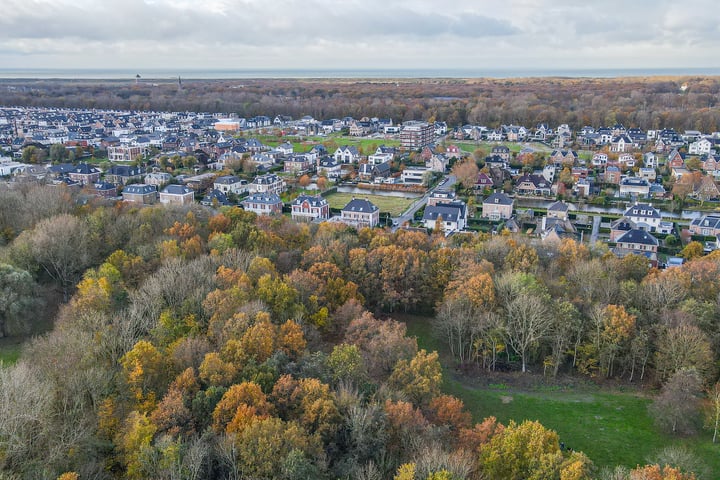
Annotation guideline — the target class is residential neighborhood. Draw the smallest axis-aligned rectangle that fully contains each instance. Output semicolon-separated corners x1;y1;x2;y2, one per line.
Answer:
1;105;720;263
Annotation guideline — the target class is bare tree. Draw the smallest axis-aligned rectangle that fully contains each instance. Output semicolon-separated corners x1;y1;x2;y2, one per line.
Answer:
649;368;703;435
503;293;552;373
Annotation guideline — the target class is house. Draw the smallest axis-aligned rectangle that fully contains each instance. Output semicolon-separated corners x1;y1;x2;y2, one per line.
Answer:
68;163;101;185
618;153;635;168
122;184;157;204
201;189;231;207
183;173;216;192
623;203;662;232
491;145;511;161
334;145;361;164
242;193;283;216
105;165;145;185
368;151;394;165
426;154;450;173
291;194;330;222
690;215;720;236
92;182;117;198
689;138;713;155
284;154;314;175
592;153;608;167
107;145;146;162
610;135;633;153
249;173;285;195
515;174;552;196
546;201;572;220
318;158;342;179
340;198;380;228
643;152;659;169
638;168;657;181
604;166;622;184
358;162;391;182
276;142;294;155
427;190;457;207
423;202;467;232
160;184;195;205
475;172;495;192
539;216;577;244
482;192;514;220
401;166;429;185
549;149;577;166
613;229;659;267
214;175;248;195
667;149;686;168
618;177;651;197
145;172;173;187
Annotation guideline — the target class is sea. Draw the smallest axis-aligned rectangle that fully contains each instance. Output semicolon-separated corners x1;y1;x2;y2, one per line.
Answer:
0;67;718;80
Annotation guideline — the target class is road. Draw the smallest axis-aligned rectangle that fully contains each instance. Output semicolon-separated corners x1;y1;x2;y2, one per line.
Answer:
391;175;456;232
590;215;601;244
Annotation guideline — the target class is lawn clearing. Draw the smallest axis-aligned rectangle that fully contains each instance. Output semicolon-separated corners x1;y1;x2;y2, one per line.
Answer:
399;313;720;476
0;342;22;367
324;192;418;217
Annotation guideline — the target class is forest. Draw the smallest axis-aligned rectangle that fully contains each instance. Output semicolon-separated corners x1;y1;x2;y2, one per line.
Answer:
2;75;720;132
0;183;717;480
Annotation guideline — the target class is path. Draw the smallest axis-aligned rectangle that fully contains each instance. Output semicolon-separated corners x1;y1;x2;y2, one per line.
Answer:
590;215;601;244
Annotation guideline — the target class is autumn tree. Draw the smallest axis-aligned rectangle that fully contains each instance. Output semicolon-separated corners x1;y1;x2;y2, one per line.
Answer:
451;159;479;190
389;349;443;405
479;419;592;480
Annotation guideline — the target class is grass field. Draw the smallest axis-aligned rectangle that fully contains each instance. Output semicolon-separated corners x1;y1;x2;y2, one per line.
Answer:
253;134;401;154
398;314;720;476
324;192;418;217
454;141;554;155
0;342;22;367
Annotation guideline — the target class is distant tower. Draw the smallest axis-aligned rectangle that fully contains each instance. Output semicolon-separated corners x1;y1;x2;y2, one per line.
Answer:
178;76;182;90
135;74;141;85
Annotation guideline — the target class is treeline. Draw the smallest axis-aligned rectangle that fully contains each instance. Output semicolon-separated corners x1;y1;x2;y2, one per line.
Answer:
0;185;713;479
2;76;720;131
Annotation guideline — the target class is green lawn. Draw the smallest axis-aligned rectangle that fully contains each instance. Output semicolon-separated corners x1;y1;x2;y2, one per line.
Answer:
454;141;554;155
398;314;720;476
252;134;400;154
324;192;418;217
0;343;22;367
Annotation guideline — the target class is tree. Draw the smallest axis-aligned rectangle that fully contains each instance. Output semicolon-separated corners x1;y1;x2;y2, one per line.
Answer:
479;419;592;480
629;464;697;480
298;175;311;188
655;323;713;382
503;292;552;373
389;349;443;405
705;382;720;443
0;263;39;337
679;241;704;261
48;143;68;163
451;159;479;190
14;214;93;300
649;368;703;435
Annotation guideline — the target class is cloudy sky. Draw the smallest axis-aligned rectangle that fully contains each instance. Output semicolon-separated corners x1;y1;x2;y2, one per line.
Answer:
0;0;717;73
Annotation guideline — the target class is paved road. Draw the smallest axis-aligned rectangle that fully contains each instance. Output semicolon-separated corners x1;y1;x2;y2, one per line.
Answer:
391;175;456;232
590;214;601;244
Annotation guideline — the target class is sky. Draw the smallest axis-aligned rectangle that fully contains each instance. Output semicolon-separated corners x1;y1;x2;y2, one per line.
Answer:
0;0;718;72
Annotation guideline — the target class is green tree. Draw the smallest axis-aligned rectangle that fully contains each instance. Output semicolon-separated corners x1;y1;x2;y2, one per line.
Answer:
0;263;39;337
48;143;68;163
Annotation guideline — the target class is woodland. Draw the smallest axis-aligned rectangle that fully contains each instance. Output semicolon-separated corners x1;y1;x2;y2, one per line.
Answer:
2;76;720;131
0;183;717;480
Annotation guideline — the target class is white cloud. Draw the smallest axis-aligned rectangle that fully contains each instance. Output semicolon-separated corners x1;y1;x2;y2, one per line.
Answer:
0;0;717;70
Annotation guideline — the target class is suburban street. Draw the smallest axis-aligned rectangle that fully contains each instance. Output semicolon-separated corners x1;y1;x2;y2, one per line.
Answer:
391;175;456;232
